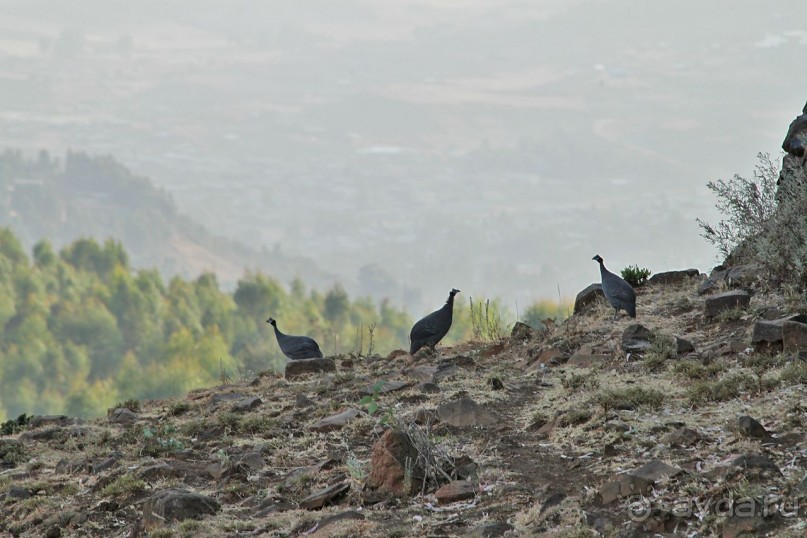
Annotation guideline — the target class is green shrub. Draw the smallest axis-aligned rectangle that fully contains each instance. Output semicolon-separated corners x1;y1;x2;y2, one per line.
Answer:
697;152;807;287
620;265;652;287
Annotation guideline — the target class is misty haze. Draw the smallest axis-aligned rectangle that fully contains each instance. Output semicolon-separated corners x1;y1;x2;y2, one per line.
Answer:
3;2;807;536
0;0;803;312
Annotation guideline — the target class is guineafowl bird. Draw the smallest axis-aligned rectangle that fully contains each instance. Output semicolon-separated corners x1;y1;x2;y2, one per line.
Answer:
266;318;324;360
409;288;460;355
592;255;636;320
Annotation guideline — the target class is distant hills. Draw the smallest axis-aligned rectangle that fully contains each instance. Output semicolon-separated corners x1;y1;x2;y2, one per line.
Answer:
0;149;336;289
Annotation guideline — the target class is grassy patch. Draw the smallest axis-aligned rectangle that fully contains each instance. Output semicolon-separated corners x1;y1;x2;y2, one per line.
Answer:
593;386;665;412
672;360;726;380
643;334;677;372
561;372;599;392
101;473;146;497
686;372;758;404
168;400;192;416
778;360;807;386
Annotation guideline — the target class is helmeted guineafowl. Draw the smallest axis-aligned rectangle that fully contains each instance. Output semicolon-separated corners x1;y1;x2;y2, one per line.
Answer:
266;318;324;360
409;288;460;354
592;255;636;319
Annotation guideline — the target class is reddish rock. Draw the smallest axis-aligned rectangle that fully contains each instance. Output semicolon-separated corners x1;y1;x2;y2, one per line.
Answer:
435;480;476;505
368;429;425;496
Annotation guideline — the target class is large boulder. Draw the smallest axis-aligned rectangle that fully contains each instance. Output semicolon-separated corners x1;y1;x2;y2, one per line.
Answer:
573;283;604;315
368;429;426;496
704;290;750;318
782;102;807;157
751;314;807;346
648;269;700;286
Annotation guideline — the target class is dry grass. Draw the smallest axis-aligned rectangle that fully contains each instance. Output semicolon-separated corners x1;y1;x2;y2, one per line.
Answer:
1;278;805;537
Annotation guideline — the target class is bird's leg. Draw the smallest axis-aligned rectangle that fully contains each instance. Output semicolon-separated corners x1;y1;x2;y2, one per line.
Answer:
612;308;618;321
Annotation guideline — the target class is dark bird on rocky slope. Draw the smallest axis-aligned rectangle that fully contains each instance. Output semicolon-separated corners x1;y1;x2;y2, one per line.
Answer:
266;318;323;360
592;255;636;320
409;288;460;355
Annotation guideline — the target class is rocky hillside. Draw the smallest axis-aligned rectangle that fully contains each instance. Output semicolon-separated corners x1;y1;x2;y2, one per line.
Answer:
0;270;805;537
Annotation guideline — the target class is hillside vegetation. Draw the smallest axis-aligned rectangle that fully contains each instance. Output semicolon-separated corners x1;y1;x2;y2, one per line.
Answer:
0;227;567;422
0;150;333;289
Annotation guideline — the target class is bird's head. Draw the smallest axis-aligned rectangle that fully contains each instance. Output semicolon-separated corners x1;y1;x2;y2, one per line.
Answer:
266;318;277;327
449;288;460;297
592;254;604;264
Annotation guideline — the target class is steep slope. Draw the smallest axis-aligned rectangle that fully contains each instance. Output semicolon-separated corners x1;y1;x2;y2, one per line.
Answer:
1;272;804;536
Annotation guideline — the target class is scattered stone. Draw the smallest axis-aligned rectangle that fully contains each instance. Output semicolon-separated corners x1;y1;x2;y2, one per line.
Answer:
526;348;567;372
732;454;782;476
698;267;727;295
368;429;426;496
285;358;336;380
252;499;296;518
435;480;476;505
235;452;264;472
574;283;604;315
309;408;360;433
207;461;226;480
751;314;807;345
386;349;409;361
604;420;630;433
600;474;654;504
737;416;771;440
407;366;438;382
232;396;262;412
44;525;61;538
433;365;460;382
295;394;317;408
436;398;499;427
142;488;220;531
621;324;654;354
600;459;684;504
299;482;350;510
91;456;118;474
364;380;409;395
470;522;514;538
648;269;700;286
703;290;750;318
7;485;31;499
413;409;439;425
660;428;702;447
416;382;441;394
316;510;365;531
139;463;183;481
631;459;685;481
782;320;807;355
510;321;537;341
451;455;479;481
674;336;694;354
107;408;138;425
